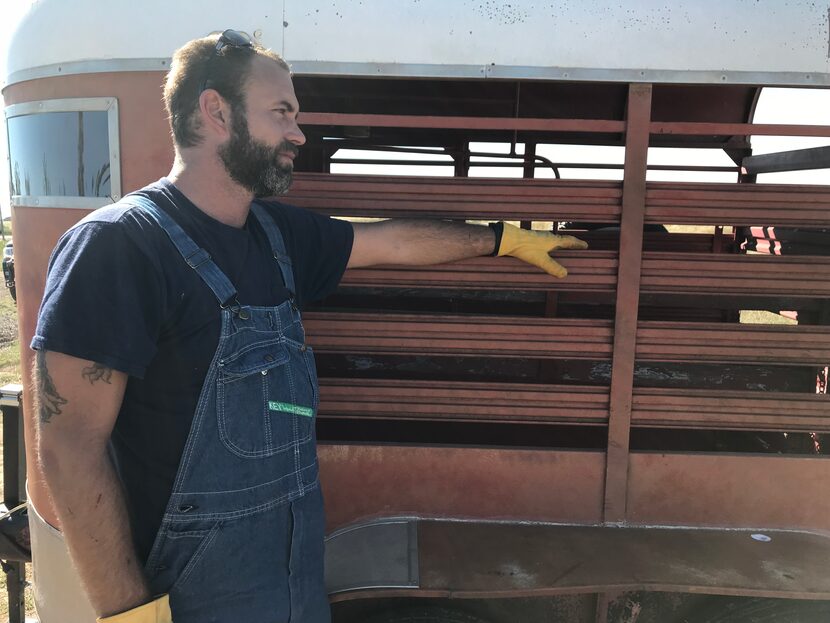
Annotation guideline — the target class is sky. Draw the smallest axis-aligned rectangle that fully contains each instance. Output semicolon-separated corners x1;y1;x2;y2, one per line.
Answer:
1;0;828;219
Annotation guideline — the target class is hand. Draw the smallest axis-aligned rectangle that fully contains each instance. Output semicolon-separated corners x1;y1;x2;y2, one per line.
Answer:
496;222;588;278
97;595;172;623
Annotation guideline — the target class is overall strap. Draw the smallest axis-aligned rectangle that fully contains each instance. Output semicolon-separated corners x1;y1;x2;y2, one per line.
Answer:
250;202;297;296
123;195;239;307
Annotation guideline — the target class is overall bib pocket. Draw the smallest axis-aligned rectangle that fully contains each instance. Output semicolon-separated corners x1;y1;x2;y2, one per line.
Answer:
217;339;316;458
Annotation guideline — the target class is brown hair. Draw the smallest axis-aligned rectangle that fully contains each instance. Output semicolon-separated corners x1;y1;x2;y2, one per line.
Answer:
163;33;290;148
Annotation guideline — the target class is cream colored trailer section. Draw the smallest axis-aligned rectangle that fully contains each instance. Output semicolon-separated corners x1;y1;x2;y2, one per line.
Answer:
5;0;830;87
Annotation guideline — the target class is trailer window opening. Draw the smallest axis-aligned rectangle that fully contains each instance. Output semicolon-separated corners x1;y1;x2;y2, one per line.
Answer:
752;87;830;186
4;98;121;208
535;144;625;182
645;147;738;183
329;145;454;177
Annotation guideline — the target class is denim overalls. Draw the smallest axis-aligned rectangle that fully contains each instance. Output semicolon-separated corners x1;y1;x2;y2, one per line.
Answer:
126;196;329;623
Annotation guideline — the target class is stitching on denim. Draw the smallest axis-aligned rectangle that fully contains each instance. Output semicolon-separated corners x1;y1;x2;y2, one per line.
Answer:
171;457;317;497
217;393;301;459
293;407;303;495
216;342;313;458
217;386;307;459
304;349;320;412
282;336;306;351
220;338;287;368
262;371;273;449
171;331;227;494
166;529;212;539
170;522;222;592
168;478;319;523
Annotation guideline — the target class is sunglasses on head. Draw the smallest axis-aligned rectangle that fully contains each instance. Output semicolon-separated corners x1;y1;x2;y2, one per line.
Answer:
199;29;254;94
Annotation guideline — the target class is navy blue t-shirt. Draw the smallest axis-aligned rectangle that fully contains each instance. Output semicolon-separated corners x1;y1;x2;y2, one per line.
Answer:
32;178;353;563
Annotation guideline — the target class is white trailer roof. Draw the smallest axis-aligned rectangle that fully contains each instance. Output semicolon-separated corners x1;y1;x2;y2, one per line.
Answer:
4;0;830;88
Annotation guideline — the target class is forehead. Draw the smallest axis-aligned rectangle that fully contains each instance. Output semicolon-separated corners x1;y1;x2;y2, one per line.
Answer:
245;55;298;106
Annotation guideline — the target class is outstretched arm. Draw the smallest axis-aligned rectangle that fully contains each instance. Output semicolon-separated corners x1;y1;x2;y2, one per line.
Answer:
348;220;588;277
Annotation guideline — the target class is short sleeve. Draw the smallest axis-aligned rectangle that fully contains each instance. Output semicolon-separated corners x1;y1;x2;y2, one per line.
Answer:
267;203;354;308
31;220;165;378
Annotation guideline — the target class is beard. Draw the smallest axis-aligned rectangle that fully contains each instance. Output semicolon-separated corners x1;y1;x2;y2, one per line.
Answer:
218;108;297;198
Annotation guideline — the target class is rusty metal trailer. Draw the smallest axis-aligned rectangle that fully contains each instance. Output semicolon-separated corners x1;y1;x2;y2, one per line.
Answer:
3;1;830;621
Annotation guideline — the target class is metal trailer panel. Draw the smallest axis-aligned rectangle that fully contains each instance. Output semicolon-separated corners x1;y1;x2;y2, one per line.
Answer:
4;0;830;87
326;518;830;600
317;444;606;531
628;453;830;532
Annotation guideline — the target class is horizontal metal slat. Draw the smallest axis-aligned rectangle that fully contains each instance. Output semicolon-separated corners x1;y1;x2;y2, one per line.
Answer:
285;174;622;221
340;253;618;292
306;313;830;365
636;322;830;365
300;112;627;133
632;388;830;432
318;379;609;424
317;379;830;432
640;253;830;297
646;182;830;228
304;312;614;360
292;172;623;195
340;252;830;298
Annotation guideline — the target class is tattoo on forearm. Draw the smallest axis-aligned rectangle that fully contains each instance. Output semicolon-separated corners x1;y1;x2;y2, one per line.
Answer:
36;351;68;424
82;363;113;385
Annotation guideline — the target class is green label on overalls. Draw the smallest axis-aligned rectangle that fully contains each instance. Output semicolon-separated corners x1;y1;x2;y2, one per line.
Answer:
268;401;314;417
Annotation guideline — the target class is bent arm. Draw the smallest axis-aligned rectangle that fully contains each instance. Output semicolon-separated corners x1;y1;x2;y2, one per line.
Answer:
35;349;152;618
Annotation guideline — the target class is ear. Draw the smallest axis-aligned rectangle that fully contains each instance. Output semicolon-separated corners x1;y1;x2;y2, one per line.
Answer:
198;89;232;140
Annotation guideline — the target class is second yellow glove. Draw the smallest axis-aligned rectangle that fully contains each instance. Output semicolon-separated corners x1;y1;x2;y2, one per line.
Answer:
97;594;172;623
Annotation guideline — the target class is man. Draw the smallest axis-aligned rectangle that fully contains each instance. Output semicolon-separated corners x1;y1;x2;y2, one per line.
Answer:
32;31;587;623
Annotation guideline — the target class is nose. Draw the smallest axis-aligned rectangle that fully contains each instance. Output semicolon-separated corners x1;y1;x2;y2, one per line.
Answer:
287;119;306;146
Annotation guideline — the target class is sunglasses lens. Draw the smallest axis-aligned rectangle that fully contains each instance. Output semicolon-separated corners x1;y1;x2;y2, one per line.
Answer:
221;30;252;47
201;30;253;94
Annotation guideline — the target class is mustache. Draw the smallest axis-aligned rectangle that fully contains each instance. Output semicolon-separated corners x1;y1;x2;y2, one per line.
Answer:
277;141;299;157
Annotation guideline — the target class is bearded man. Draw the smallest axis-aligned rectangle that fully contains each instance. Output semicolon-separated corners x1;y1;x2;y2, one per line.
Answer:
32;30;586;623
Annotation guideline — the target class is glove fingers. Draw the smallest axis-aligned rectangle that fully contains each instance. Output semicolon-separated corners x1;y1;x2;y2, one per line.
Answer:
550;235;589;250
538;255;568;278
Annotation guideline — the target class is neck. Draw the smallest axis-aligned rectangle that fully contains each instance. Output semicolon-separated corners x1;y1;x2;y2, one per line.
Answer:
167;151;252;228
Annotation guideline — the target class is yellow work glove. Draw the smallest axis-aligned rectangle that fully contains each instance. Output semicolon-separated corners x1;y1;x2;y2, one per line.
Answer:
495;222;588;278
97;595;172;623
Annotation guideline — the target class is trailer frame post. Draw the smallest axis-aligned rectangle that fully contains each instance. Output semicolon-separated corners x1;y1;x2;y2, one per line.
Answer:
603;83;652;524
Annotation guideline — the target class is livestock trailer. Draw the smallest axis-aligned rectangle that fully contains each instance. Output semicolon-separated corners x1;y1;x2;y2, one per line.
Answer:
3;1;830;621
